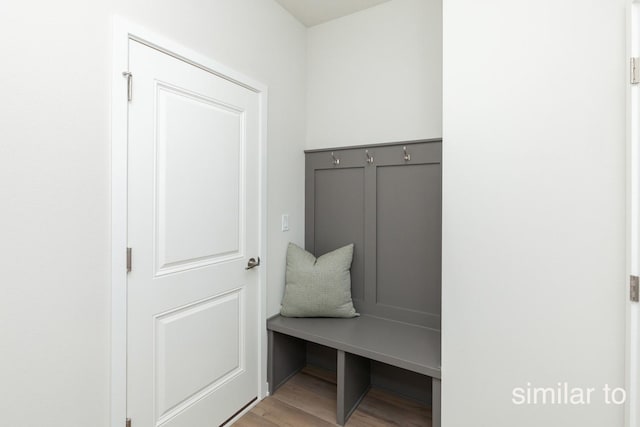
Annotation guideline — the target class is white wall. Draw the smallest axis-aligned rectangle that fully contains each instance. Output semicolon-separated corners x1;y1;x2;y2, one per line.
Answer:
0;1;305;425
442;1;627;426
306;0;442;149
1;0;628;425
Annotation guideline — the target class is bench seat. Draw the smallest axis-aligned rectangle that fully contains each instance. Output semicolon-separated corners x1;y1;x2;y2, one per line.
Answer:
267;314;441;426
267;314;441;378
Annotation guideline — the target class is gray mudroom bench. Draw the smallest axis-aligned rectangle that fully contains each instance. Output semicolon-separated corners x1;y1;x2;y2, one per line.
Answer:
267;139;442;426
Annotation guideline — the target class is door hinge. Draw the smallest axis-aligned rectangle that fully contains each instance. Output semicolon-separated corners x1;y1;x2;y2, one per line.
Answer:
126;247;132;273
631;58;640;85
126;418;131;427
631;275;639;302
122;71;133;101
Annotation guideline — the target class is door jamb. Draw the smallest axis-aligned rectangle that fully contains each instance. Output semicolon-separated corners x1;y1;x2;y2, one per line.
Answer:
628;3;639;427
110;17;269;427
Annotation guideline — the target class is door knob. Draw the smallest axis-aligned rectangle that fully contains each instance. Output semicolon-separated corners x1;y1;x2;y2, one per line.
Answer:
246;257;261;270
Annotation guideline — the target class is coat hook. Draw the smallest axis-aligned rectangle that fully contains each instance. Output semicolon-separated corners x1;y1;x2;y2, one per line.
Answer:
365;149;374;164
331;152;340;166
403;146;411;161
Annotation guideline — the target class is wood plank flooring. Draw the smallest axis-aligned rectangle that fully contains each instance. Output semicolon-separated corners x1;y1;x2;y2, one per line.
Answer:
234;367;431;427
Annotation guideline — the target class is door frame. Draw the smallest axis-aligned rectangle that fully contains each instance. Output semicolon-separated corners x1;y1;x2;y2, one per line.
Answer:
628;3;639;427
109;17;269;427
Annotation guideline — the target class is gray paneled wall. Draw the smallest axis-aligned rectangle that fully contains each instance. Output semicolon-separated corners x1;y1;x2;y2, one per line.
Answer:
376;163;441;317
314;168;366;301
305;140;442;330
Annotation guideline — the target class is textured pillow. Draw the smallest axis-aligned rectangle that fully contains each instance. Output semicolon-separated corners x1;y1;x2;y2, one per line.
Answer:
280;243;358;318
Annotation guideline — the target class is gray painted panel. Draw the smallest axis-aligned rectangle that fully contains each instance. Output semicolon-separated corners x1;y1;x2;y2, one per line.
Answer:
376;163;442;315
432;378;441;427
314;168;365;302
268;330;306;394
354;301;440;329
363;162;378;309
305;140;442;328
305;155;316;255
267;314;441;378
337;350;370;425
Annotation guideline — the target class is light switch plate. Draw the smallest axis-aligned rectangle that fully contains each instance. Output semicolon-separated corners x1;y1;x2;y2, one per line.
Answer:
281;214;289;232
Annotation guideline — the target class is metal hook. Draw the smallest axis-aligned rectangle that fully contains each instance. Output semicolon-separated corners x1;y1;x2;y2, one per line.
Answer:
365;149;374;164
331;152;340;166
403;146;411;161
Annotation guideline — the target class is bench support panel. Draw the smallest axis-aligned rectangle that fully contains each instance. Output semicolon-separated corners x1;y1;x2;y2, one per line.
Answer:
337;350;371;426
268;330;306;394
432;378;441;427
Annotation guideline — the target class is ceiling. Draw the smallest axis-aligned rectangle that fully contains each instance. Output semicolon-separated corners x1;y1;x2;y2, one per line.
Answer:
274;0;391;27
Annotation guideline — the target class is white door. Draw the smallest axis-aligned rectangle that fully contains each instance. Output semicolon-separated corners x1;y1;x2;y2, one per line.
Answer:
126;40;261;427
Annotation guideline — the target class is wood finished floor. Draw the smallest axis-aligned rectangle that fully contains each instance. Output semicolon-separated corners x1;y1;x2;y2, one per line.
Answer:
233;367;432;427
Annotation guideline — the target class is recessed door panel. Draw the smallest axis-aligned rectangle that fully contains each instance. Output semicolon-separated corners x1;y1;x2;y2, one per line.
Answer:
155;291;243;420
156;84;244;275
